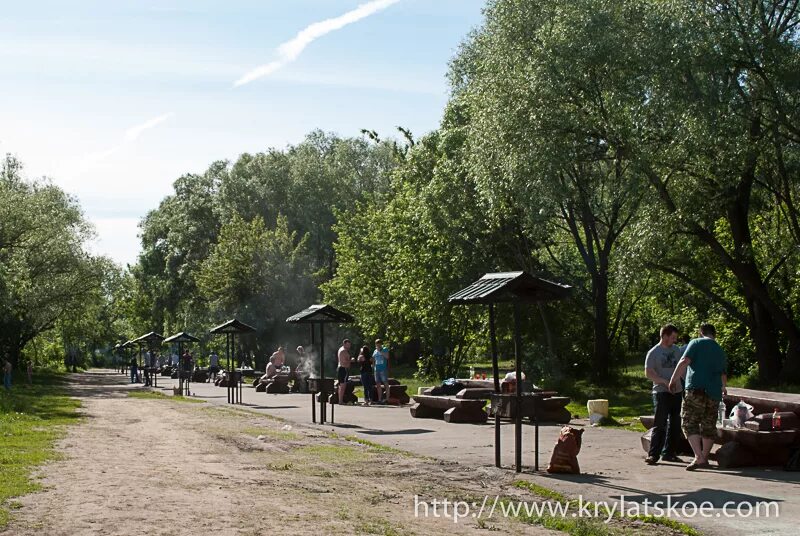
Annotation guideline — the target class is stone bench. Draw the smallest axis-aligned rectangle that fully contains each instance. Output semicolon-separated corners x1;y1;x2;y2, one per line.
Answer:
256;375;290;394
410;394;488;423
456;388;494;400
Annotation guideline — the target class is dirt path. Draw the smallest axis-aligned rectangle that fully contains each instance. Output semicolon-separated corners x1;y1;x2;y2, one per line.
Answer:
2;371;689;535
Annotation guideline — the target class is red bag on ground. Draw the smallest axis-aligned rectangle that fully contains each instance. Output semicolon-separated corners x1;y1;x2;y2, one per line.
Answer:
547;426;584;474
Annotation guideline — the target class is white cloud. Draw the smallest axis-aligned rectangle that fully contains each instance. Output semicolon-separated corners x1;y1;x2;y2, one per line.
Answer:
234;0;402;87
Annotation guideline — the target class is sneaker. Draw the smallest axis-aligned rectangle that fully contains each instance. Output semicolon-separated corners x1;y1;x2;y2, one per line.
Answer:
661;454;682;463
645;456;659;465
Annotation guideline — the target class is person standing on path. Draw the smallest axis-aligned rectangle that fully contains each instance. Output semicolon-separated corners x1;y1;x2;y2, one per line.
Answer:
27;360;33;385
129;355;138;384
669;323;727;471
337;339;352;405
357;345;375;406
209;350;220;380
373;339;390;404
644;324;685;465
3;358;12;390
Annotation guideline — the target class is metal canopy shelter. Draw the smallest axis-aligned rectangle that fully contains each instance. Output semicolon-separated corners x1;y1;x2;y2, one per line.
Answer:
448;271;570;472
286;304;355;424
132;332;165;387
209;319;256;404
163;332;200;396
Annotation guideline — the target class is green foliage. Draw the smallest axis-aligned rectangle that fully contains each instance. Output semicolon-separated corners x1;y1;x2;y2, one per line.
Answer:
196;213;315;344
322;125;496;380
0;155;110;369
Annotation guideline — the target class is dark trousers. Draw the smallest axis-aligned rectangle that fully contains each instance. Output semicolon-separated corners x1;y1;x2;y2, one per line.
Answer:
361;372;376;402
649;391;683;458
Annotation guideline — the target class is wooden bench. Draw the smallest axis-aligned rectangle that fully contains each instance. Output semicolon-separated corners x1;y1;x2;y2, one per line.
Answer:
410;394;487;423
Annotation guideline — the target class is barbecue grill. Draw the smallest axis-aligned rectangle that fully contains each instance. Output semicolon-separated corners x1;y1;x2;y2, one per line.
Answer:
449;271;570;472
286;304;355;424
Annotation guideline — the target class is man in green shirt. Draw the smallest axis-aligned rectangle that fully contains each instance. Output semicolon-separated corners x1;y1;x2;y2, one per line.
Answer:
669;323;727;471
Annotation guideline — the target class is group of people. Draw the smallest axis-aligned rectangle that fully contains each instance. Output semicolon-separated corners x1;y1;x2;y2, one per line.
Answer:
644;322;727;471
128;349;197;385
337;338;390;406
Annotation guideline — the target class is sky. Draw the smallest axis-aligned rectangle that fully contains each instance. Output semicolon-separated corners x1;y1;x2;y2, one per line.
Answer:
0;0;486;267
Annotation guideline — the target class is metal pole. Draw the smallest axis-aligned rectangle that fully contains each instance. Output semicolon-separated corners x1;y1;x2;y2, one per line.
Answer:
514;302;522;473
236;336;242;404
227;334;231;404
490;304;501;468
494;395;501;468
310;324;315;422
320;322;326;424
178;341;183;396
534;396;539;471
238;336;243;404
490;303;500;392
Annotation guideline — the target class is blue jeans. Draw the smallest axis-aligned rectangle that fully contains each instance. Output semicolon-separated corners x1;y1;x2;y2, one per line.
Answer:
649;391;683;458
130;367;137;384
361;372;375;402
3;372;11;390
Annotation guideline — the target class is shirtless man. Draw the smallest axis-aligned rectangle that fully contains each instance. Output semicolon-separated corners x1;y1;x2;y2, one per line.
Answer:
337;339;352;405
262;346;285;380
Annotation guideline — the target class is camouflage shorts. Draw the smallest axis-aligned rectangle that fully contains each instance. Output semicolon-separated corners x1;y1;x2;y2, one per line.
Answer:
681;390;718;439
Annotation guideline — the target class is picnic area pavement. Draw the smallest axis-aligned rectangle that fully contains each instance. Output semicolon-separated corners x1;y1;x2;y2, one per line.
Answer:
5;370;798;535
181;374;800;536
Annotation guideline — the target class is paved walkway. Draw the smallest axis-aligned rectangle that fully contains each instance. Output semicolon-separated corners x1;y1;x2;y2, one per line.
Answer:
152;373;799;535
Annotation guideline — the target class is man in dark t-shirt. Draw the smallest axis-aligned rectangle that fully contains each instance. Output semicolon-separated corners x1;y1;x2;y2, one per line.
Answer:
669;323;727;471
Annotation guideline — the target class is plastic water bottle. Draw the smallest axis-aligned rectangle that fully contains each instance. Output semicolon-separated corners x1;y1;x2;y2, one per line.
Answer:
773;408;782;430
717;401;726;427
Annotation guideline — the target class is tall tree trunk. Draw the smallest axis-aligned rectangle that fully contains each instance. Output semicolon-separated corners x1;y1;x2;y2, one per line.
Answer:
592;271;611;380
747;298;782;383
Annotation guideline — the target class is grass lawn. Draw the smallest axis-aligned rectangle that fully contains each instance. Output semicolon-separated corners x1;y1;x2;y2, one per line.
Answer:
553;368;652;432
727;374;800;393
0;371;81;527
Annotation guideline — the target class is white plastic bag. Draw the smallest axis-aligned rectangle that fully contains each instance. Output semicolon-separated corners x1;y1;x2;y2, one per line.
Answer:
729;400;754;428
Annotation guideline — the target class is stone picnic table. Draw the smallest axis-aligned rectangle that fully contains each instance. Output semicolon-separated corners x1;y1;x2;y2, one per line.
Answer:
641;386;800;468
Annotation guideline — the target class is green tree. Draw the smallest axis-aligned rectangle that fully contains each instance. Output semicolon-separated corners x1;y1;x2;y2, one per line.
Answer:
0;155;108;369
449;0;651;379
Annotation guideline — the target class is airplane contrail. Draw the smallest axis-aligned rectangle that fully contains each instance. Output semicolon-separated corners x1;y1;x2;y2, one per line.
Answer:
234;0;401;87
124;112;175;142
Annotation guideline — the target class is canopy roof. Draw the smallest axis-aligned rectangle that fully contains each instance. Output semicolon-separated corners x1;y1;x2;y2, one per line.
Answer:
286;304;354;324
163;332;200;344
132;332;165;344
448;271;571;305
209;318;256;334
